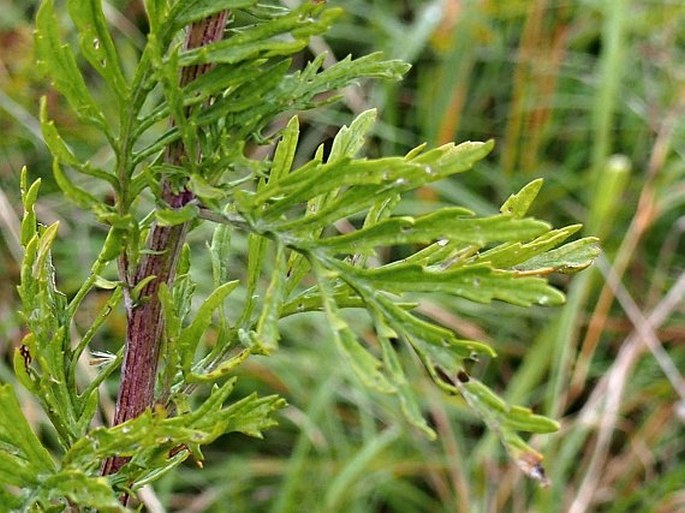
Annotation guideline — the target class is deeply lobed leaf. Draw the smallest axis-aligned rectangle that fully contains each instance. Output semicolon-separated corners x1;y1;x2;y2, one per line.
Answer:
35;0;109;134
25;0;602;500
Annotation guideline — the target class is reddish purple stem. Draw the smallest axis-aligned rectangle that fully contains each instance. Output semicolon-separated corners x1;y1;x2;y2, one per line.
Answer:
101;12;228;480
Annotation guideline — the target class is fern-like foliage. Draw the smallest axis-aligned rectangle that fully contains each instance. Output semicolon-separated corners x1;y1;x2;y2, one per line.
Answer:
4;0;599;509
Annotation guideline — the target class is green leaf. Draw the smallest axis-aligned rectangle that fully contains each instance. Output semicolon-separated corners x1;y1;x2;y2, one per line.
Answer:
171;0;258;29
42;470;126;512
363;193;401;230
179;280;240;371
197;59;292;116
500;178;544;218
313;262;395;394
0;484;23;510
239;232;269;329
315;212;549;254
75;386;99;434
328;109;377;162
52;159;104;212
184;58;265;105
159;283;181;340
249;161;409;224
210;217;232;287
374;295;496;360
142;0;168;36
141;52;411;162
155;203;200;226
455;374;558;486
35;0;108;133
0;453;39;487
280;283;372;317
130;274;157;305
155;44;201;172
460;376;509;413
303;52;410;91
270;115;300;183
23;0;596;493
515;237;601;275
204;392;286;440
377;325;436;439
0;384;55;474
160;265;194;388
248;155;405;211
477;224;582;269
188;173;226;201
370;293;496;402
503;406;560;433
20;170;41;247
254;140;494;229
178;5;339;66
70;287;123;378
183;377;239;424
40;98;80;168
93;276;119;290
64;382;284;485
97;212;136;230
35;222;61;273
66;0;129;102
97;227;126;263
40;94;116;188
238;135;278;328
339;326;396;394
195;52;407;148
187;349;251;383
254;243;287;353
413;139;495;176
343;262;565;307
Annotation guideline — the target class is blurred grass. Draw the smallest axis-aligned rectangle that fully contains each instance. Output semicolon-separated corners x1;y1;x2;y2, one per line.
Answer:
2;1;685;512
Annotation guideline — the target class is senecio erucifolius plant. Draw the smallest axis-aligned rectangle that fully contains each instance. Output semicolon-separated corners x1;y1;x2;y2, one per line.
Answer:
4;0;599;509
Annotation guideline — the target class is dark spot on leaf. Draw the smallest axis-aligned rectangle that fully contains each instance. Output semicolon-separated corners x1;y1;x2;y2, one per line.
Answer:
168;444;189;459
457;371;470;383
435;366;455;386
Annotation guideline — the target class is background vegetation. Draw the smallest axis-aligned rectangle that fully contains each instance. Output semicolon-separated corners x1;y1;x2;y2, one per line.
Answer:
1;1;683;512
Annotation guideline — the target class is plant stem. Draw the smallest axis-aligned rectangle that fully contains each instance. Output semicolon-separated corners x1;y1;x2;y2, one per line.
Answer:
101;12;228;479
